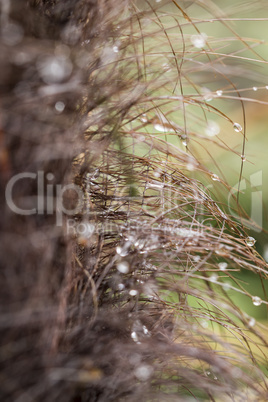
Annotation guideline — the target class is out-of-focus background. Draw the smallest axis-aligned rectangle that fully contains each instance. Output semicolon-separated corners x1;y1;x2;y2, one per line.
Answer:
185;0;268;322
191;0;268;322
136;0;268;322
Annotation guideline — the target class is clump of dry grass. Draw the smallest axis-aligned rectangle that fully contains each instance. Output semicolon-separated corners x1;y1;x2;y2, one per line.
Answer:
0;0;267;401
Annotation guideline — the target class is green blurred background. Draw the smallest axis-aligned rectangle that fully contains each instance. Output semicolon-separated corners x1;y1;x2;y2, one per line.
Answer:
136;0;268;322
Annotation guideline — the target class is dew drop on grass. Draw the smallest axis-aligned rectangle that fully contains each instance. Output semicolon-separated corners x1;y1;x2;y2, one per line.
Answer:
205;120;220;137
186;163;195;171
81;39;90;46
218;262;227;271
142;325;150;335
38;56;73;84
131;331;139;343
248;317;256;327
146;181;164;189
154;123;167;132
252;296;262;306
116;245;129;257
118;283;125;291
253;86;258;91
154;123;174;133
216;90;223;96
266;86;268;90
140;114;147;123
211;174;220;181
134;364;153;381
55;101;65;113
117;261;129;274
233;122;243;132
191;33;207;48
210;274;218;283
137;135;145;142
202;87;213;101
245;236;256;247
113;45;119;53
241;154;246;162
129;289;138;296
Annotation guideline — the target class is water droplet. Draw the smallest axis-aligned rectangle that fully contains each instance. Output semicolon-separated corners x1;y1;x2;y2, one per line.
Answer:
82;39;90;46
205;120;220;137
218;262;227;271
245;236;256;247
146;181;164;189
137;135;145;142
266;86;268;90
140;114;148;123
142;325;150;335
211;174;220;181
153;170;161;178
154;123;166;132
202;87;213;101
210;274;218;283
116;246;128;257
131;331;139;343
181;134;188;146
129;289;138;296
193;255;201;262
154;122;174;133
233;122;243;133
216;90;223;96
186;163;195;171
38;56;73;84
248;317;256;327
134;364;153;381
191;33;207;48
117;261;129;274
253;86;258;91
55;101;65;113
113;45;119;53
241;154;246;162
252;296;262;306
118;283;125;291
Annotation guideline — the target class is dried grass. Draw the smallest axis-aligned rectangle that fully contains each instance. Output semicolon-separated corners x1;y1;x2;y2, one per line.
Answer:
0;0;268;401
